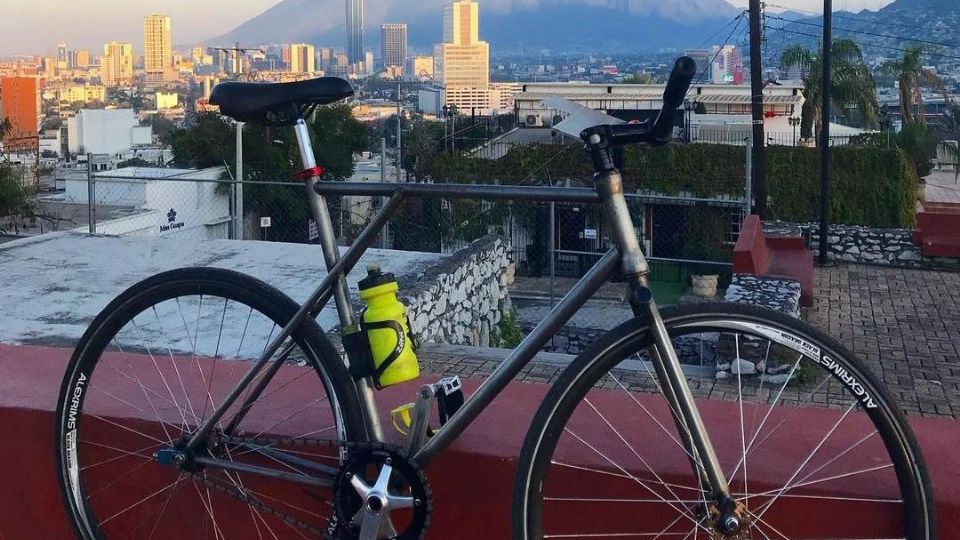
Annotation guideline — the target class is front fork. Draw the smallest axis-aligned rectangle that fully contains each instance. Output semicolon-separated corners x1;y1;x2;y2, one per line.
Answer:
596;168;738;524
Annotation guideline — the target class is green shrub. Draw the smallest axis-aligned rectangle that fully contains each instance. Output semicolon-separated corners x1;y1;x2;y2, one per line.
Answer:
425;142;918;228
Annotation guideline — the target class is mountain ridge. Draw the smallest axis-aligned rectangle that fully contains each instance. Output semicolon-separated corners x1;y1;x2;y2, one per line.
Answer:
208;0;742;52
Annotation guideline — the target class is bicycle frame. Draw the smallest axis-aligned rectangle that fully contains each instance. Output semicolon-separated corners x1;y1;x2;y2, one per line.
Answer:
183;117;733;504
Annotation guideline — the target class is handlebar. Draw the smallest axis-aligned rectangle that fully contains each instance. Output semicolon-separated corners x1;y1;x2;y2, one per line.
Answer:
650;56;698;143
580;56;697;149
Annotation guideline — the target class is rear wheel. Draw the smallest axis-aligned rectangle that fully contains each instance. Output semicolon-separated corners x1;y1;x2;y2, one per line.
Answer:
514;303;934;540
56;267;367;539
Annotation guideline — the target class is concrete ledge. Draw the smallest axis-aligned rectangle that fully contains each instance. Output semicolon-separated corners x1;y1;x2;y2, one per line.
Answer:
1;344;957;538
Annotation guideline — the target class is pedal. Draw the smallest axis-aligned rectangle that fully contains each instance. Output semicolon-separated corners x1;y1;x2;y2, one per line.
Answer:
390;403;416;436
434;376;464;426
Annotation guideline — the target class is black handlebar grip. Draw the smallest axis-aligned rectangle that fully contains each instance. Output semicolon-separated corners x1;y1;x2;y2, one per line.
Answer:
651;56;698;142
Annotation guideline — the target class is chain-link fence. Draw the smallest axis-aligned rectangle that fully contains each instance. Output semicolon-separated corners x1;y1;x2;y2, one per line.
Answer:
65;165;744;305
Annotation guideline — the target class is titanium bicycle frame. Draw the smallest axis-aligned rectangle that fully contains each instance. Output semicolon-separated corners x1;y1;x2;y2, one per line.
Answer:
182;117;733;504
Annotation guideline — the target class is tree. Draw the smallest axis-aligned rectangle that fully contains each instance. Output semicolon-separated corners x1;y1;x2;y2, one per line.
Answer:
622;71;654;84
308;103;368;179
781;39;878;139
147;114;177;145
881;46;945;125
169;106;368;243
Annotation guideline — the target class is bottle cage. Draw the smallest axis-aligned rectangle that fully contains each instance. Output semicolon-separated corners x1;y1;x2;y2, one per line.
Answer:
342;311;415;389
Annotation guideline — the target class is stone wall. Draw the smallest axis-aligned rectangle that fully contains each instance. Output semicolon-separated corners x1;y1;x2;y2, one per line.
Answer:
401;235;511;348
724;274;801;318
763;222;960;269
714;274;802;382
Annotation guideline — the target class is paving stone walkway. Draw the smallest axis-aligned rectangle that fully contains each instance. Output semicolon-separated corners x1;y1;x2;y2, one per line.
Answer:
424;264;960;419
805;264;960;418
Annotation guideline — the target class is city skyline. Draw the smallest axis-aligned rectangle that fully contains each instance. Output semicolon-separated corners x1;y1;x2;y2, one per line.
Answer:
0;0;898;55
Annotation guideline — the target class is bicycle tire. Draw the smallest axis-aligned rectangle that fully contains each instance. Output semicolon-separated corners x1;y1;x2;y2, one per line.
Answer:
513;302;935;540
55;267;367;539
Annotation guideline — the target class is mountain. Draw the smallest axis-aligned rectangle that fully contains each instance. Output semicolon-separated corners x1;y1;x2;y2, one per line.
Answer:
770;0;960;58
208;0;742;52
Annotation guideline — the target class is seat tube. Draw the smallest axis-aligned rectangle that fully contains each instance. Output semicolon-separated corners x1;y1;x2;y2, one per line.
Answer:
293;118;386;442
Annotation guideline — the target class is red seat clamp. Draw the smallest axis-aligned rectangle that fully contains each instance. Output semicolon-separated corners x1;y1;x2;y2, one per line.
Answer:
293;166;324;180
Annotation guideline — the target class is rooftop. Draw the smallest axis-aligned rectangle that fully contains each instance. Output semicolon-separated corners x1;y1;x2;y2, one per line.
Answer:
0;232;443;346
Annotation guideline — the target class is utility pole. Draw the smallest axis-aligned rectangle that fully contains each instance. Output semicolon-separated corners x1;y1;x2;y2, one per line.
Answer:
819;0;833;265
748;0;768;218
396;78;402;183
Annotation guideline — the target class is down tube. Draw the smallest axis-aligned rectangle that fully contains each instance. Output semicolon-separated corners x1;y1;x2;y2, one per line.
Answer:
412;249;621;466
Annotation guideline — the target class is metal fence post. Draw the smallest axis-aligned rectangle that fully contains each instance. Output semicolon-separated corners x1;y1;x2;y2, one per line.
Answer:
86;153;95;235
744;137;753;216
380;137;388;249
549;200;556;307
235;122;244;240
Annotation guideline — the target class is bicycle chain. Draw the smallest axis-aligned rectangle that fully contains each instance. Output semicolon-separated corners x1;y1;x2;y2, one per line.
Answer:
187;435;427;539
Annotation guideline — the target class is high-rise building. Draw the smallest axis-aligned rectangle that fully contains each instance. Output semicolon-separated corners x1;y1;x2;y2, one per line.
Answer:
434;0;490;110
381;23;407;69
711;45;743;85
56;42;68;71
144;14;174;82
100;42;134;86
290;44;316;74
74;49;91;68
318;47;333;71
346;0;364;65
0;76;41;152
364;51;374;75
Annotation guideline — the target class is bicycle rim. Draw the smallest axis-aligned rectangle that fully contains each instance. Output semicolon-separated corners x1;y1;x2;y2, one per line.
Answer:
515;303;934;540
56;268;365;539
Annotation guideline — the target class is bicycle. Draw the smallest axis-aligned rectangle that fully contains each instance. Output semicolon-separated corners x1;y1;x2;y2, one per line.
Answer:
56;58;935;539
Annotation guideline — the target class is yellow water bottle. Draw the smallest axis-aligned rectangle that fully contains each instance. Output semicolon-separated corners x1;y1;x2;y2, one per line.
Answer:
358;265;420;388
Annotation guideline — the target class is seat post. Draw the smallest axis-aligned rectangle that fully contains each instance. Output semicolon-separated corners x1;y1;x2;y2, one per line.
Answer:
293;117;386;442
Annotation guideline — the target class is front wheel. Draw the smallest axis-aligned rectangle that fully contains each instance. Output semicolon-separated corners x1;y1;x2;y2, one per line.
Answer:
514;303;934;540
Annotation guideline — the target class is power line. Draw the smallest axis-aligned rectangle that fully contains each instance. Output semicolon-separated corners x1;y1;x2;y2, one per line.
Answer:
696;12;748;82
694;11;749;50
766;14;960;49
765;3;948;36
766;25;960;61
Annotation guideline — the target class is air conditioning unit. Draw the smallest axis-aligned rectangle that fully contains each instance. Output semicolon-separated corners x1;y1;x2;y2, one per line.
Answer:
525;114;543;127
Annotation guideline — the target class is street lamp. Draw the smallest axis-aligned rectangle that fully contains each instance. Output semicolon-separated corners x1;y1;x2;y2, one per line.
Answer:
788;116;801;146
683;99;693;143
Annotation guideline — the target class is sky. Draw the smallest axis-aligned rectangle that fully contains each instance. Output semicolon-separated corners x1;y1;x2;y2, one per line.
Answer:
0;0;279;55
0;0;897;56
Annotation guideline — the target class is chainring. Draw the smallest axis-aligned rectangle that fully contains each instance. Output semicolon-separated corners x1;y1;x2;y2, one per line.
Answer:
327;444;432;540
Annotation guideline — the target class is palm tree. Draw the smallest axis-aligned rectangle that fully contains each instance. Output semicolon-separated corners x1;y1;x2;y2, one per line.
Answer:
781;39;879;140
881;46;945;125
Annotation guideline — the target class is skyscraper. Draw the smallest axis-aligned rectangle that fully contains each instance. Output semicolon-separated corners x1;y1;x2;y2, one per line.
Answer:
434;0;490;110
346;0;363;66
290;44;316;74
381;23;407;69
100;42;134;86
144;14;174;83
56;42;68;70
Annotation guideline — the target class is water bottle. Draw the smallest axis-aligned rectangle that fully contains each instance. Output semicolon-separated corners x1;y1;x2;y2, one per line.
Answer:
358;265;420;388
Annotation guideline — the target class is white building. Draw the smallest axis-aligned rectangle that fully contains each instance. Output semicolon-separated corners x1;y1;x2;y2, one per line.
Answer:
515;81;806;144
67;109;152;156
64;166;231;239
